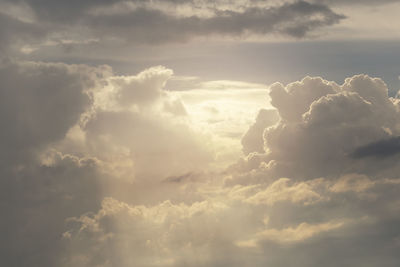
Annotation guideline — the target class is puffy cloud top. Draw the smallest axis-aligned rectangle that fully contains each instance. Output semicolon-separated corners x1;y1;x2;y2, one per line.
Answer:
237;74;400;181
1;56;400;266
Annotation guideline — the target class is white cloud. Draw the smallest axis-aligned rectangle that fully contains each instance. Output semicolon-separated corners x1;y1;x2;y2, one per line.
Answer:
330;173;375;193
246;220;346;245
2;60;400;267
245;178;323;206
110;66;173;107
233;74;400;180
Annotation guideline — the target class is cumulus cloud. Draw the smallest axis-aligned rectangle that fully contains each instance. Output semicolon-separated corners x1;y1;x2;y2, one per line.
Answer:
2;56;400;267
63;71;400;267
83;109;212;181
0;61;211;266
269;76;339;122
62;197;230;267
241;109;279;155
62;172;400;266
0;153;102;267
110;66;173;107
233;74;400;180
0;59;110;266
0;59;108;166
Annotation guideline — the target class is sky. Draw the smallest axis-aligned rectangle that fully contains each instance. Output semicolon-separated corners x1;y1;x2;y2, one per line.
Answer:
1;0;400;266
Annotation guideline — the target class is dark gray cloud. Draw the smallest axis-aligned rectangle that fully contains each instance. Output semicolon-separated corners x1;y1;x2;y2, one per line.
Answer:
0;60;101;166
0;155;101;267
88;1;345;43
162;172;197;183
314;0;399;6
0;13;47;53
352;136;400;159
4;0;120;21
0;60;108;267
0;0;345;54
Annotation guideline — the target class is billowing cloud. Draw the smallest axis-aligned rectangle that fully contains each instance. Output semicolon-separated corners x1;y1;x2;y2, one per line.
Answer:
232;74;400;180
0;61;211;266
2;57;400;267
1;1;400;266
0;59;107;166
52;70;400;267
0;60;109;266
62;172;400;266
110;66;173;107
241;109;279;155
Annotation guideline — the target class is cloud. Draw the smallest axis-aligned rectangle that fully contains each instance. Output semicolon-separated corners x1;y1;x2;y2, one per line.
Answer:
329;173;375;193
62;172;400;266
253;220;346;244
351;136;400;158
62;197;231;267
269;76;339;122
173;78;271;166
0;61;211;266
83;109;212;181
314;0;399;6
2;59;400;267
0;0;345;54
0;151;102;267
0;59;108;166
0;59;111;266
241;109;279;155
87;1;345;43
0;13;46;53
245;178;323;206
110;66;173;107
233;74;400;180
163;97;188;116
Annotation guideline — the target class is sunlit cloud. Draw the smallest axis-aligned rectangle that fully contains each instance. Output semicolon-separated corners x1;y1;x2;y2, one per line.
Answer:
1;1;400;266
